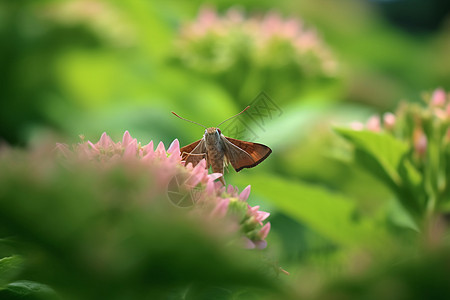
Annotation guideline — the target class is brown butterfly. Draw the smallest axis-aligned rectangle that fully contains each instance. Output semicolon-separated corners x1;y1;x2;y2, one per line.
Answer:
172;106;272;185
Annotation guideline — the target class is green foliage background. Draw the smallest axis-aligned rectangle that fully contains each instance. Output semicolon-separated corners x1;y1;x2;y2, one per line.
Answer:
1;0;450;299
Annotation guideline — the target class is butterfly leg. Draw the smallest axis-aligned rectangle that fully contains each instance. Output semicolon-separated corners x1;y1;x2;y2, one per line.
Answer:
218;175;226;185
182;152;206;167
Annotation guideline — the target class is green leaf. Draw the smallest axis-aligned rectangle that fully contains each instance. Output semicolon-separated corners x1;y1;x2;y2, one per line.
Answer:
335;128;428;219
335;128;409;189
0;280;59;300
0;256;24;287
233;173;389;247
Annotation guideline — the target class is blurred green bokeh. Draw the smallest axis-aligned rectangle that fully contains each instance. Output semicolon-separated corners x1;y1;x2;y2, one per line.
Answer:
1;0;450;299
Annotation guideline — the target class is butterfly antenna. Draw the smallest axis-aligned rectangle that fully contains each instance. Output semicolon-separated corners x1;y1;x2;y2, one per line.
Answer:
216;106;250;127
171;112;207;129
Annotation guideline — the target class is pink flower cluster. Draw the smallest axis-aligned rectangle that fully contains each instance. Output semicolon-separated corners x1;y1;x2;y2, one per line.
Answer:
206;184;271;249
349;113;396;133
178;7;337;75
57;131;271;248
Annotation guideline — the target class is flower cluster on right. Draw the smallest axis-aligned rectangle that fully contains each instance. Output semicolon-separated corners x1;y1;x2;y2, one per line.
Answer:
345;88;450;223
350;88;450;159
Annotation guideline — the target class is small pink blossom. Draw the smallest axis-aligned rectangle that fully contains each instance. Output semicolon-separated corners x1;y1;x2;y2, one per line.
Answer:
98;132;113;149
259;222;271;240
123;138;137;159
185;160;208;187
431;88;446;107
350;121;364;131
366;115;381;132
254;240;268;250
197;6;218;27
239;185;251;201
413;129;428;157
383;112;396;130
211;198;230;218
255;210;270;224
55;143;71;158
122;130;135;147
241;237;256;249
155;141;166;158
167;139;181;157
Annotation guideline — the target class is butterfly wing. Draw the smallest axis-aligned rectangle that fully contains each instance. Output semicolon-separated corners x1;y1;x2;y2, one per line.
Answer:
180;138;208;168
221;136;272;172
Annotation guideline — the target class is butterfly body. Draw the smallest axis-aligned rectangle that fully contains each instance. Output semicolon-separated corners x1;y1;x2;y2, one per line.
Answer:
204;127;226;176
173;107;272;185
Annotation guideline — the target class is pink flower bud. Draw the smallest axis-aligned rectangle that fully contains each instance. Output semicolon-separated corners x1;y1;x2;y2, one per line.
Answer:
413;129;427;156
239;185;251;201
259;222;271;240
241;237;255;249
383;112;396;130
350;121;364;131
431;88;446;107
254;240;267;249
198;7;217;27
98;132;113;149
210;198;230;218
366;115;381;132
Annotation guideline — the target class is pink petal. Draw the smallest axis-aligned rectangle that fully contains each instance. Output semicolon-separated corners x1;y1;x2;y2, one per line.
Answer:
191;159;207;178
77;144;92;159
249;205;260;214
143;149;155;161
383;112;396;130
415;133;427;156
185;172;203;187
197;159;207;169
123;139;137;158
185;162;194;171
350;121;364;131
366;115;380;132
211;198;230;218
431;88;446;107
227;184;236;195
142;141;154;157
281;19;299;39
55;143;71;158
122;131;133;146
216;183;226;195
259;222;271;240
205;179;216;195
87;140;98;151
241;237;255;249
167;139;181;156
239;185;251;201
208;173;223;181
98;132;113;148
155;141;166;157
256;211;270;223
254;240;268;249
198;7;217;27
